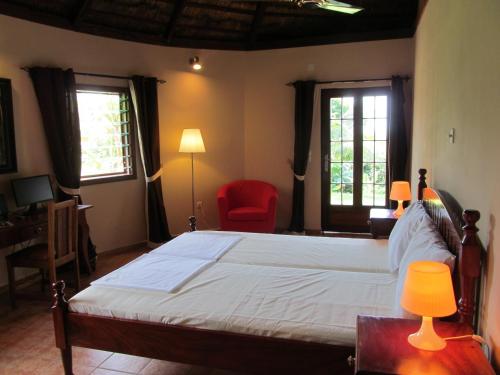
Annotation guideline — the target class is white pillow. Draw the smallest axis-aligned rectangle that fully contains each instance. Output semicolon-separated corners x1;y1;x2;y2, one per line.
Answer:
388;201;427;272
393;214;456;318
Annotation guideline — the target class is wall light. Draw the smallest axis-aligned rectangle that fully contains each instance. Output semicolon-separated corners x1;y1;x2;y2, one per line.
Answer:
189;56;202;71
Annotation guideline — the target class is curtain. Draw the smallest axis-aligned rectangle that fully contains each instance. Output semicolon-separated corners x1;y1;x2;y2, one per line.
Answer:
29;67;97;264
129;76;171;243
388;76;412;206
288;80;316;233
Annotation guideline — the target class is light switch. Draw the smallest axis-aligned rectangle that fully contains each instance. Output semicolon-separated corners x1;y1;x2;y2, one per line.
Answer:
448;128;455;144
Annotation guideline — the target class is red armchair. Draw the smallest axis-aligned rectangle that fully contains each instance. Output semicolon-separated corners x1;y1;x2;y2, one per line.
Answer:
217;180;278;233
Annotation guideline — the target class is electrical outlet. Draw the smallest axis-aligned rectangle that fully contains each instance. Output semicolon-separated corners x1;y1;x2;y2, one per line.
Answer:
196;201;203;210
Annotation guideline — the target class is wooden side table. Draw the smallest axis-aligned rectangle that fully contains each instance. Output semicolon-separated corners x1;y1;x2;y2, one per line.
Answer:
368;208;397;238
355;316;494;375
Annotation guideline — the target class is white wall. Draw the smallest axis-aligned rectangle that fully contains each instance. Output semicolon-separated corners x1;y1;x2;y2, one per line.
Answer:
411;0;500;368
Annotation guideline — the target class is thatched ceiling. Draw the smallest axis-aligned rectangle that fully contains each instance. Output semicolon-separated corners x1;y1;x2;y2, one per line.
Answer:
0;0;419;50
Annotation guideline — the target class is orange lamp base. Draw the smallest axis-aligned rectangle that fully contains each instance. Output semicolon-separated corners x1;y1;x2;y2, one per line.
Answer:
394;200;405;218
408;316;447;351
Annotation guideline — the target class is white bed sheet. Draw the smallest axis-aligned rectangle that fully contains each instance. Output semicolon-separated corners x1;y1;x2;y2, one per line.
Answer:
213;231;390;273
70;262;397;347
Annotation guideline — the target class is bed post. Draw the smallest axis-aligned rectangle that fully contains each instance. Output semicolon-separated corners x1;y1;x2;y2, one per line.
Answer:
188;216;197;232
418;168;427;200
459;210;481;327
52;281;73;375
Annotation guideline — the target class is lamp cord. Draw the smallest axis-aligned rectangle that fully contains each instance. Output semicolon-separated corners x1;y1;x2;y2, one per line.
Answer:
444;335;491;362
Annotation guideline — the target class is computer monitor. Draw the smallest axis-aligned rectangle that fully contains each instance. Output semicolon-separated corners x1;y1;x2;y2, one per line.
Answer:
11;175;54;213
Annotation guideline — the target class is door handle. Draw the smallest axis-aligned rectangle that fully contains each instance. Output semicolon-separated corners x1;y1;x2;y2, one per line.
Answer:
323;154;330;172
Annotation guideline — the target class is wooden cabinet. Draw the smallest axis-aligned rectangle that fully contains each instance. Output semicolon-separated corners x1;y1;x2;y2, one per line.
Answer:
368;208;397;238
355;316;494;375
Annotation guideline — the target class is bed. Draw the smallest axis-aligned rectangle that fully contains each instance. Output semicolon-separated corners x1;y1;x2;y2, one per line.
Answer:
52;169;484;374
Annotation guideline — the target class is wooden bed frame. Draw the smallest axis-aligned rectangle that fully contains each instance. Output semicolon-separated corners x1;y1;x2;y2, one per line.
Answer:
52;168;484;375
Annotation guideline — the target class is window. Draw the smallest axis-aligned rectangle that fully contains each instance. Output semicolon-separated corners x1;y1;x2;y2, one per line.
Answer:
76;86;136;184
321;87;390;231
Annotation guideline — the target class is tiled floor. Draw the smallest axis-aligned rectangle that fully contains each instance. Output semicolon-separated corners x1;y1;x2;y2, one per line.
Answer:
0;249;240;375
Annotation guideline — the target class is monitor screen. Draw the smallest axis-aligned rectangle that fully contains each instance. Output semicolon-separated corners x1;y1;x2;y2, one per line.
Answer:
11;175;54;207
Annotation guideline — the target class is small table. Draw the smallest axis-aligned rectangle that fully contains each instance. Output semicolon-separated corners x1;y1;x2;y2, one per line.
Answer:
368;208;397;238
355;316;495;375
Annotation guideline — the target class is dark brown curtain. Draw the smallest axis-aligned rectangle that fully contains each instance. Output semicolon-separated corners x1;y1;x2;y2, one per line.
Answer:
29;67;97;263
388;76;411;207
288;80;316;233
129;76;171;243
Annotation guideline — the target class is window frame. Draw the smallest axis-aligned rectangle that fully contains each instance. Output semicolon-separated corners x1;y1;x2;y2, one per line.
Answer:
76;84;137;186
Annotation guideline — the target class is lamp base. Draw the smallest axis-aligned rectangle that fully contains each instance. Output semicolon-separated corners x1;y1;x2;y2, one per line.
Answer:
394;200;405;218
408;316;446;351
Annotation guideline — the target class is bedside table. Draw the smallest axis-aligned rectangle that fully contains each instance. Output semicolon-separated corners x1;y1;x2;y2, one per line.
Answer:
355;316;494;375
368;209;397;238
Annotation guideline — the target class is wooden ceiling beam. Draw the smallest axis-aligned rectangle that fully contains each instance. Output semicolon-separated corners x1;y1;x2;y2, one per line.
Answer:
184;2;255;16
176;23;249;34
72;0;92;26
248;3;265;48
164;0;187;42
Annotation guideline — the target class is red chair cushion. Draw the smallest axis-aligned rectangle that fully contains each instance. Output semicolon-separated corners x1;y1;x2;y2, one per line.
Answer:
227;207;268;221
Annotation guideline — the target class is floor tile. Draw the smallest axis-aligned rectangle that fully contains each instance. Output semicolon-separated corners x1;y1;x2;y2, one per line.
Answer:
99;353;151;373
74;347;114;368
139;359;193;375
92;369;132;375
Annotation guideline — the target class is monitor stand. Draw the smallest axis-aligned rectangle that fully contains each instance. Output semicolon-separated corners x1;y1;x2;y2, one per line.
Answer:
19;203;45;217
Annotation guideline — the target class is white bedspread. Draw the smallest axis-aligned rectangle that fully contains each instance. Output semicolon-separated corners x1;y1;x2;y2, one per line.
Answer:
215;231;390;273
152;232;242;261
71;263;397;346
91;253;214;293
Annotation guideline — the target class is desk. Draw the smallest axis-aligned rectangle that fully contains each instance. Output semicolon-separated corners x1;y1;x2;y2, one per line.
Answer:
0;205;94;274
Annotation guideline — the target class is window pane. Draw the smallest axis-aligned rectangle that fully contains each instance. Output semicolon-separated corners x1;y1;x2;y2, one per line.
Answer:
363;163;374;183
342;97;354;119
331;120;341;141
374;185;386;206
331;184;342;205
375;96;387;118
363;119;374;140
330;98;342;119
331;142;342;162
375;141;386;162
342;141;354;162
342;120;354;141
342;163;353;183
375;119;387;140
362;184;374;206
374;163;386;184
363;141;374;162
363;96;374;118
342;184;353;205
331;163;342;183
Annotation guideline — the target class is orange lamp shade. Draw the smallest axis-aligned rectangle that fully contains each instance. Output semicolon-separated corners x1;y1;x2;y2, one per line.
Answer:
389;181;412;201
179;129;206;153
401;261;456;318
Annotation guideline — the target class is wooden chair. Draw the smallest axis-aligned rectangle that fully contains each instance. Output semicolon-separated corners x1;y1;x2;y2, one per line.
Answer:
6;198;80;308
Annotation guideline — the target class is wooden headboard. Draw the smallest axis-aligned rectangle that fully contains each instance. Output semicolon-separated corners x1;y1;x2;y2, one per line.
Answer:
417;169;482;329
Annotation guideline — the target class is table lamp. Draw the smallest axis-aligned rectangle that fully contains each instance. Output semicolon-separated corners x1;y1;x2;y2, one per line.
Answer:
179;129;206;217
400;261;456;351
390;181;412;218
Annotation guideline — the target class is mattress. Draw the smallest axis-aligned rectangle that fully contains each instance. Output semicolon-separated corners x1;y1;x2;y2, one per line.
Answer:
69;262;397;346
214;231;390;273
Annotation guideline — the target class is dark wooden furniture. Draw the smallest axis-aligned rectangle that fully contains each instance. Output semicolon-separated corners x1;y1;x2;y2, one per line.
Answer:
368;208;397;238
0;78;17;174
7;198;79;309
52;168;484;375
355;316;494;375
0;204;93;274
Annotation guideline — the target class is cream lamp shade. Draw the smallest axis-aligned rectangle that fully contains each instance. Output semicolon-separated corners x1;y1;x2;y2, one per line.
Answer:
179;129;206;153
389;181;412;217
401;261;457;351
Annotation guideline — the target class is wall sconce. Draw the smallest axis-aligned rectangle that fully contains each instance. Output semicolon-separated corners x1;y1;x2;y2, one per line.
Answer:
189;56;202;71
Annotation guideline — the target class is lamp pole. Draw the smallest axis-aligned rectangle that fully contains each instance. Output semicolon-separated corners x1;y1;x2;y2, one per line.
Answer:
191;152;195;217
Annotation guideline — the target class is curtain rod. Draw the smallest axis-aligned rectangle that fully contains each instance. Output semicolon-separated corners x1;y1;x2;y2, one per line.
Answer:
285;75;411;87
20;67;166;84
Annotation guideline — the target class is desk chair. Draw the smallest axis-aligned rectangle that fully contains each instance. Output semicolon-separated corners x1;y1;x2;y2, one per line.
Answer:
6;198;80;308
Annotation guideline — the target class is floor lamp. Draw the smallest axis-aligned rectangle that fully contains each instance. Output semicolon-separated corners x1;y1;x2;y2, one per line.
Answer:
179;129;206;229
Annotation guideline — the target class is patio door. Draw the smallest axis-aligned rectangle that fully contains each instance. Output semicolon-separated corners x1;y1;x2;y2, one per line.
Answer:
321;87;391;232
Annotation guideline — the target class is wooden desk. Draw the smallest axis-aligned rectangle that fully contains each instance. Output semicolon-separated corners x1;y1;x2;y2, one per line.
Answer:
0;205;94;274
355;316;494;375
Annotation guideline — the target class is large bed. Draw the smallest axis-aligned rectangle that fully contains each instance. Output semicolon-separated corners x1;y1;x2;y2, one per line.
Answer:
52;169;484;374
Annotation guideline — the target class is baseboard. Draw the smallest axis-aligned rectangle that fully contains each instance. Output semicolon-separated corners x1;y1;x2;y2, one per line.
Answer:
97;241;148;258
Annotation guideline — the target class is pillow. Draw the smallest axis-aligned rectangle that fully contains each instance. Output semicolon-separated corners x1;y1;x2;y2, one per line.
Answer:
393;214;456;318
388;201;427;272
